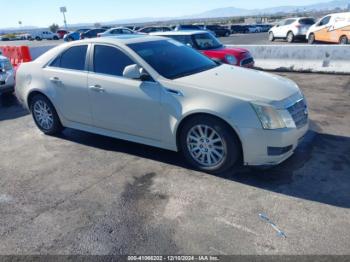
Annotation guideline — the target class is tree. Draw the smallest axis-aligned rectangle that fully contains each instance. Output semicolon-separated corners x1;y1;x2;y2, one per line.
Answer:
49;23;59;33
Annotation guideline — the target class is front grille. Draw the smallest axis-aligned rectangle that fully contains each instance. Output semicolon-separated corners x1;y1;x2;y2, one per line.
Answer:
241;57;254;66
287;99;308;128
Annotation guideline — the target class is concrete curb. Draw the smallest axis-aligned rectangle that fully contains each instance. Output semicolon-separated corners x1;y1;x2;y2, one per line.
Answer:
228;45;350;74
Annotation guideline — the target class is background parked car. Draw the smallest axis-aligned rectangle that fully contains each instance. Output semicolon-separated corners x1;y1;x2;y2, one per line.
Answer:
28;31;59;41
269;17;315;43
137;26;172;34
98;27;136;37
247;25;263;33
80;28;106;39
204;25;231;37
63;29;91;42
151;31;254;68
0;55;15;95
174;25;202;31
56;29;69;39
257;24;273;32
307;12;350;45
230;25;249;34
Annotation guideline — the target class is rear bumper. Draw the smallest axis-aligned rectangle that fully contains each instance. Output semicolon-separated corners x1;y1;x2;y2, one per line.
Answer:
238;122;309;166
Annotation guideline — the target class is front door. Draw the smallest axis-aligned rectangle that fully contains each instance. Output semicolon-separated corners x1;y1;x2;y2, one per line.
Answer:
88;44;162;140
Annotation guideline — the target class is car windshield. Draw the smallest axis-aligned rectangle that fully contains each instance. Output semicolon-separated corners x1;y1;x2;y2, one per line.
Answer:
128;40;218;79
192;33;223;50
76;29;90;34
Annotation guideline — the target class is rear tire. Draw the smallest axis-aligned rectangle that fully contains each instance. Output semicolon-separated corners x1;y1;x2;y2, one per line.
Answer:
268;32;275;41
179;115;241;174
287;31;294;43
339;36;348;45
308;33;316;44
30;94;63;135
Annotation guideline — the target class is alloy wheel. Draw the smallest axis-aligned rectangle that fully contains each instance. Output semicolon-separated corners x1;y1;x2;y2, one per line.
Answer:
186;125;226;167
33;100;54;130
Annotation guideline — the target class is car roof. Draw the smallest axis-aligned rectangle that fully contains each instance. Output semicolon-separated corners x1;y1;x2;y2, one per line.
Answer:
107;27;132;31
150;30;208;36
80;34;166;44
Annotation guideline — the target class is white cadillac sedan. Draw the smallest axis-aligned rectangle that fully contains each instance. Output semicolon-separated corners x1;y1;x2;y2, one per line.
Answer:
16;35;309;174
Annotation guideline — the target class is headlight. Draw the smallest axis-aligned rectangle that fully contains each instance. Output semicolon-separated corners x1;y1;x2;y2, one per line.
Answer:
225;55;238;65
251;103;296;130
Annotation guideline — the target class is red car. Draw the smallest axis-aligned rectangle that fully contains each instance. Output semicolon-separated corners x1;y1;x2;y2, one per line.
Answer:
151;31;254;68
56;29;69;39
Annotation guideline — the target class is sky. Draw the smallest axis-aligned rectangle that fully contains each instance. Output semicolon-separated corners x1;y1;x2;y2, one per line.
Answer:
1;0;334;28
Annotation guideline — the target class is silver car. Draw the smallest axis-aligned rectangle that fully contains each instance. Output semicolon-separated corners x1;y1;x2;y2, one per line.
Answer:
15;36;309;173
0;55;15;95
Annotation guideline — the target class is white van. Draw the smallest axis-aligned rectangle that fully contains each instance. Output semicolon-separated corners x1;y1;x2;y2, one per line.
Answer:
306;12;350;44
28;31;59;41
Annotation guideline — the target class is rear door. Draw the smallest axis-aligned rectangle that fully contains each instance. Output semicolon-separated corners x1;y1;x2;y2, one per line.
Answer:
43;45;92;125
280;19;296;37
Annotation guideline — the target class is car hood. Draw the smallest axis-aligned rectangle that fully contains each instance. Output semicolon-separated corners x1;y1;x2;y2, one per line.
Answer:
204;46;250;57
173;65;301;106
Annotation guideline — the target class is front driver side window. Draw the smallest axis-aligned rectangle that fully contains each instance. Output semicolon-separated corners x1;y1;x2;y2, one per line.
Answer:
319;16;331;26
93;45;135;77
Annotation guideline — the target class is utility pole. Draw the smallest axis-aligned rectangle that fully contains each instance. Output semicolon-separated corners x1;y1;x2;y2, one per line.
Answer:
60;6;68;29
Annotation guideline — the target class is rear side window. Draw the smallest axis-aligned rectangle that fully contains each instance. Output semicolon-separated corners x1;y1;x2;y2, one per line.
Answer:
50;45;88;71
299;18;315;25
168;35;194;47
284;19;296;26
93;45;134;77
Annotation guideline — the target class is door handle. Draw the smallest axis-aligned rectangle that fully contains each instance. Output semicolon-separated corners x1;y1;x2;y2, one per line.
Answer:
89;84;105;93
165;88;183;96
50;77;62;84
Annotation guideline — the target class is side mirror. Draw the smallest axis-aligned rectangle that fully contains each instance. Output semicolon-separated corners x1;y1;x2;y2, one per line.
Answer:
123;64;151;81
276;24;280;28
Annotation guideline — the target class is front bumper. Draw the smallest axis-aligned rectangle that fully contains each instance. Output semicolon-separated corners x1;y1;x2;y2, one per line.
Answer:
239;122;309;166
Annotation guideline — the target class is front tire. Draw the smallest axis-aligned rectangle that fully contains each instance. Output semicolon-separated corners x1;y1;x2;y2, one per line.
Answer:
179;115;240;174
308;33;316;44
287;31;294;43
339;36;348;45
268;32;275;41
30;94;63;135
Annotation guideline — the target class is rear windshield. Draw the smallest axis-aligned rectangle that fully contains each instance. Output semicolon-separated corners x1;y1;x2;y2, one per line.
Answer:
299;18;315;25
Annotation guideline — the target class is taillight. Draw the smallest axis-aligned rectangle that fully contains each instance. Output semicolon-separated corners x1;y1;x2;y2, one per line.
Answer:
295;24;302;28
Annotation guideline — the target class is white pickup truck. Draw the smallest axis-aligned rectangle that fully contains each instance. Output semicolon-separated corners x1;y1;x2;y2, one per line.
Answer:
28;31;59;41
0;53;15;95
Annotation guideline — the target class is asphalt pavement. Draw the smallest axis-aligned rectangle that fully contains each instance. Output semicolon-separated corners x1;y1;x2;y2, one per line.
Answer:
0;72;349;255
